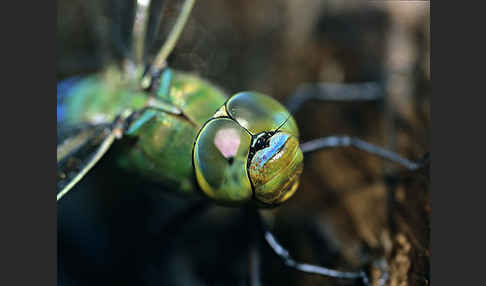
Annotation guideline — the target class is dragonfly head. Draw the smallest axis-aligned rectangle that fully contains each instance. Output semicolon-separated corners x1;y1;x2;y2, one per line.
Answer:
193;92;303;207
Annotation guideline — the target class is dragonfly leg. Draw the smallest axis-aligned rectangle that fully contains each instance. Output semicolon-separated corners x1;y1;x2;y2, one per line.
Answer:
255;210;370;285
57;111;131;201
248;242;261;286
301;136;422;171
142;0;196;87
246;207;262;286
57;130;117;201
57;126;102;163
132;0;151;67
284;82;383;113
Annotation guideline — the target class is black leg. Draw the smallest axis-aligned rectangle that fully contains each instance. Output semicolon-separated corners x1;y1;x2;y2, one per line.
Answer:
285;82;383;113
248;233;262;286
255;210;370;285
301;136;422;171
57;111;131;201
244;207;262;286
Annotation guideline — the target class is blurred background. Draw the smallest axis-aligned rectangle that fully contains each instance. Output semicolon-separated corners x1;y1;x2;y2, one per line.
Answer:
57;0;430;285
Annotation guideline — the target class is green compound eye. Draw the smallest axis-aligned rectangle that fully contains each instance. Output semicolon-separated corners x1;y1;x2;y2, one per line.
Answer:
226;92;299;137
249;132;303;205
193;118;253;204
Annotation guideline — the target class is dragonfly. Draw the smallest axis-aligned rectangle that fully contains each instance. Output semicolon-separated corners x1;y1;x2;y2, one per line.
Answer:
57;0;425;285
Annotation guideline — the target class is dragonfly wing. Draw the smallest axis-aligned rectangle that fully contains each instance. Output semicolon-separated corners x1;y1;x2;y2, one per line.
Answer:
57;125;117;201
57;124;107;163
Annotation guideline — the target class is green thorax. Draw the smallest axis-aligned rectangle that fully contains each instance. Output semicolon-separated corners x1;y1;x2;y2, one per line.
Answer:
117;69;228;196
63;67;148;127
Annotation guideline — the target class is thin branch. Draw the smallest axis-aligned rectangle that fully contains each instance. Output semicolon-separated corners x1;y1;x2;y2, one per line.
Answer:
133;0;152;67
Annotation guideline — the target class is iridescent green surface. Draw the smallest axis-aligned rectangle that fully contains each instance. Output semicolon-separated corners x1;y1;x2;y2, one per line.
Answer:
226;92;299;136
249;133;303;205
194;92;303;206
117;69;228;195
227;92;303;205
193;118;253;203
63;68;303;205
63;67;147;126
157;70;229;126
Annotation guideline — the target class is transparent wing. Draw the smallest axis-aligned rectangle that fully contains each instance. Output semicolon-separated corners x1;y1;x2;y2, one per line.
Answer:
57;124;115;199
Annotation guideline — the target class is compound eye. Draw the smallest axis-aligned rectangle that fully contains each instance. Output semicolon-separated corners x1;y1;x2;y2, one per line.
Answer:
249;132;303;205
193;118;253;204
226;92;299;137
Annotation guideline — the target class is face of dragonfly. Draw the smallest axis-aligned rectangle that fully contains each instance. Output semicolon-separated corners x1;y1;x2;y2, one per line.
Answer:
193;92;303;206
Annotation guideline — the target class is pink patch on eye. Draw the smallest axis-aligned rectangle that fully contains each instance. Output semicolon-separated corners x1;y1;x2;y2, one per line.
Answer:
214;128;241;158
